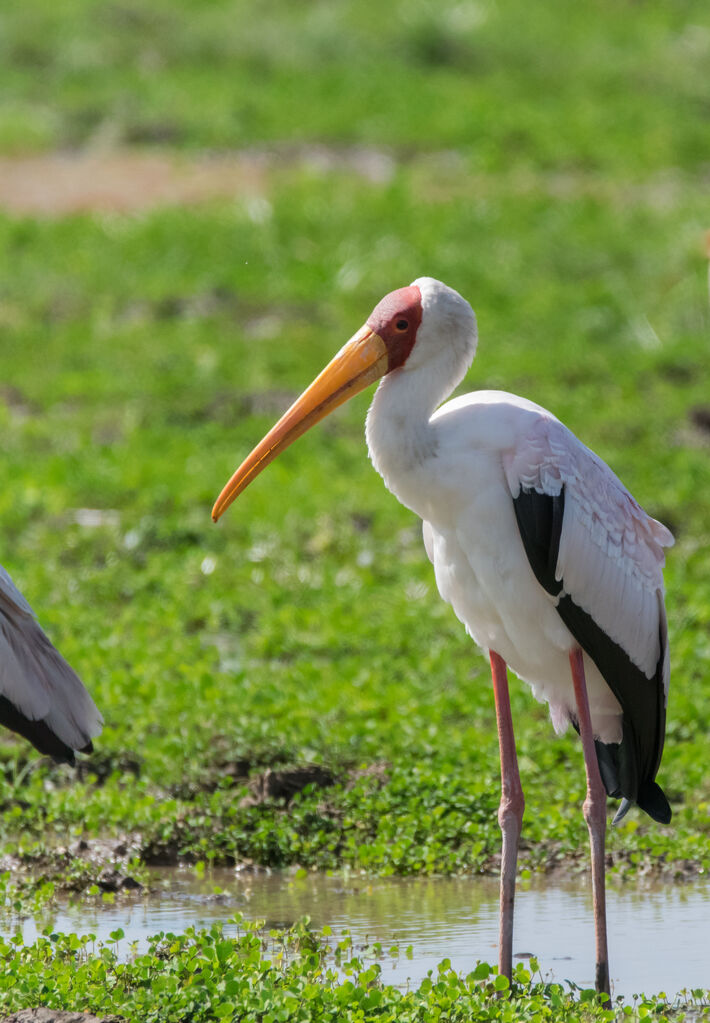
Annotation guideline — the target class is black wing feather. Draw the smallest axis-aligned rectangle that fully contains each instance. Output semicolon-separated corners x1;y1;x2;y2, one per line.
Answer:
512;487;564;597
0;694;78;764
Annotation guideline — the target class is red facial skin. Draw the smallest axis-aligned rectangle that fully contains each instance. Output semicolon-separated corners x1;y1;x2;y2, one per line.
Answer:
366;284;422;373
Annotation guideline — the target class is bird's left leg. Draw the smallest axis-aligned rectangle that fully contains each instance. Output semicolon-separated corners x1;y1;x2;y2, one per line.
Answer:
569;647;611;999
489;650;525;984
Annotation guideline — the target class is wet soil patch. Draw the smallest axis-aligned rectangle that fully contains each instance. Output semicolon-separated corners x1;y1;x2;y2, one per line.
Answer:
0;837;144;895
164;738;299;799
239;765;336;808
143;757;389;868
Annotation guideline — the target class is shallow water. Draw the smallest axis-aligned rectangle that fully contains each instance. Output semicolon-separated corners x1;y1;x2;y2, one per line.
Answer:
12;868;710;1000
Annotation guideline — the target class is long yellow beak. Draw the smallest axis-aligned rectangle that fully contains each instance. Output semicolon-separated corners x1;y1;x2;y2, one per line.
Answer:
212;325;388;521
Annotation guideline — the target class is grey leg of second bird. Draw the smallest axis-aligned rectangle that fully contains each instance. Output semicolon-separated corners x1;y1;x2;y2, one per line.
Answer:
489;650;525;984
569;646;611;999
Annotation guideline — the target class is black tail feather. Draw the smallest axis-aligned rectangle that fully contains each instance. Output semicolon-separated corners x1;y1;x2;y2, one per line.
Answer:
637;780;672;824
595;736;671;825
594;739;621;798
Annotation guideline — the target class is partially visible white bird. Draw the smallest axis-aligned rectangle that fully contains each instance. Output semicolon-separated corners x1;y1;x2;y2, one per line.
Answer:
0;563;102;763
212;277;673;997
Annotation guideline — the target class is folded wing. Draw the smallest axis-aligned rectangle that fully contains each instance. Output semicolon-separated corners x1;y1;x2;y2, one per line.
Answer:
504;417;673;823
0;565;103;763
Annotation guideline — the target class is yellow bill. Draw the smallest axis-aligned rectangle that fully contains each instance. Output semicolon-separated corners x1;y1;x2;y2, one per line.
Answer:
212;325;388;521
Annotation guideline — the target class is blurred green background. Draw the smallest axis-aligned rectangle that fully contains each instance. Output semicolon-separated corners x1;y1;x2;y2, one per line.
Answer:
0;0;708;881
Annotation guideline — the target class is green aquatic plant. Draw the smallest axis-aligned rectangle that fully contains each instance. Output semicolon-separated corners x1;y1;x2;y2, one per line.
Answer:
0;916;701;1021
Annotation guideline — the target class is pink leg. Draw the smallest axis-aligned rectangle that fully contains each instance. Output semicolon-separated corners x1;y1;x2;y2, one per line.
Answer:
490;650;525;984
569;647;611;998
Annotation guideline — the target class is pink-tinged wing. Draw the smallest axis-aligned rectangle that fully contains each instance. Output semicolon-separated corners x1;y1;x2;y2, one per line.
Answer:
503;416;673;692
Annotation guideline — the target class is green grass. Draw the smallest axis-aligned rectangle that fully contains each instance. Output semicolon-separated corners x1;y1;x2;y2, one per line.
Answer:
1;0;710;176
0;0;709;1014
0;169;708;881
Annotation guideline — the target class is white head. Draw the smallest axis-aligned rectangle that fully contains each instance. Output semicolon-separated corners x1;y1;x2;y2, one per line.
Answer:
410;277;477;374
364;277;477;379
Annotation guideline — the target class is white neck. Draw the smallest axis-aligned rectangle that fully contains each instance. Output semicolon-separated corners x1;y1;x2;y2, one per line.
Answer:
365;346;469;515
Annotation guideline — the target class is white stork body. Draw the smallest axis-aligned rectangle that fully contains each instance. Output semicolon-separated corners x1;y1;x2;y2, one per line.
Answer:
367;381;672;748
0;563;102;763
212;275;674;995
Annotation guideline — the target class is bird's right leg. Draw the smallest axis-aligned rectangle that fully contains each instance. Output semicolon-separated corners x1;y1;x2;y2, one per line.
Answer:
569;646;611;999
489;650;525;984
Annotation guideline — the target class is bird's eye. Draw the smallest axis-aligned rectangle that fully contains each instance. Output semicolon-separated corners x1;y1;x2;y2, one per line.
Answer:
395;319;409;331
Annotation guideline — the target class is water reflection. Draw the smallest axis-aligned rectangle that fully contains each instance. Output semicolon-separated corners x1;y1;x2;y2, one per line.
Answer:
11;869;710;1000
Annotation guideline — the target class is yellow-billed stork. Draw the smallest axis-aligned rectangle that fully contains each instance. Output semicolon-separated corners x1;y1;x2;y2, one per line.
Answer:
212;278;673;996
